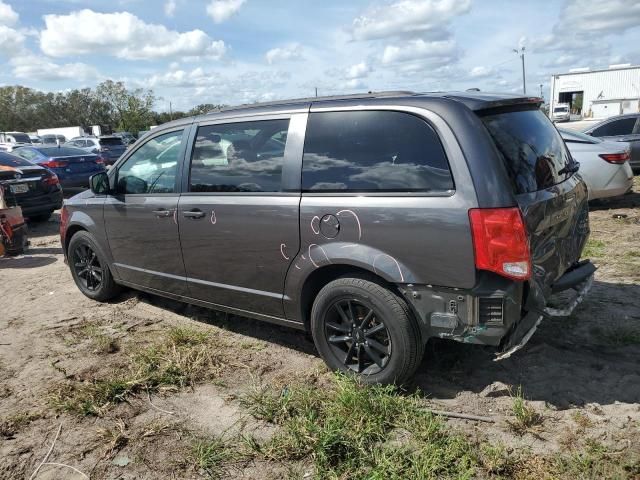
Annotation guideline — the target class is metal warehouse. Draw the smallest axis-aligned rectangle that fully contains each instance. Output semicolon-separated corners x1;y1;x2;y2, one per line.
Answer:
549;64;640;119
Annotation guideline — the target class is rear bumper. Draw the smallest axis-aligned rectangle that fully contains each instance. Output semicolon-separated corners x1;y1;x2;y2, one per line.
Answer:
10;189;63;217
399;260;596;354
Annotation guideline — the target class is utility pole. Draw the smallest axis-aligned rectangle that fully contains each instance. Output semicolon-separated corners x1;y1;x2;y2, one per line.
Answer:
169;101;173;121
539;84;543;99
315;87;318;97
513;47;526;94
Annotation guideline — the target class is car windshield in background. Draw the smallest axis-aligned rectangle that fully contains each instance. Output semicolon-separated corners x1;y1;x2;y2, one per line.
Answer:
38;146;93;156
100;137;124;146
0;151;34;167
559;129;602;144
480;108;574;194
9;133;31;143
554;107;568;113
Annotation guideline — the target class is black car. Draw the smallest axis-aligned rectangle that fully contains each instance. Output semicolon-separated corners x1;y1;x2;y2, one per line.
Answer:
583;113;640;172
0;151;63;221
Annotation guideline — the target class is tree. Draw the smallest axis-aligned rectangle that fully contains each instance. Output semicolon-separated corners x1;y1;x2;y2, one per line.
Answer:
95;80;155;133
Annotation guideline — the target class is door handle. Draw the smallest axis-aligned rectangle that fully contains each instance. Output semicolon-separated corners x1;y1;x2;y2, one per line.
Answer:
152;209;172;218
183;209;205;219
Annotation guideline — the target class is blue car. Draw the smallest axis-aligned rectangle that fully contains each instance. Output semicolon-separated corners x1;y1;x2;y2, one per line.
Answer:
12;146;105;189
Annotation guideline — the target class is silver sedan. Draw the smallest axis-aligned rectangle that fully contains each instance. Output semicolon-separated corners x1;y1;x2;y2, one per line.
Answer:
560;129;634;200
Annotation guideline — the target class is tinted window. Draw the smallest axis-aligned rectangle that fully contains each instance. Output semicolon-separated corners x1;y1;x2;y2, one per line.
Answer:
481;108;573;194
12;148;41;161
0;151;34;167
8;133;31;143
100;137;124;146
301;111;453;192
189;119;289;193
117;130;183;194
591;117;637;137
38;146;91;157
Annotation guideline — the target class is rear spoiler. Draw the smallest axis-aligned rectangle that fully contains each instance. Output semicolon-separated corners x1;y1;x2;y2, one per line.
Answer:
444;94;543;113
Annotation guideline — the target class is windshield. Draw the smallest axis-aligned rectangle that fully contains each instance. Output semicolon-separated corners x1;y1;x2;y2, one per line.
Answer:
480;108;575;194
554;107;568;113
8;133;31;143
0;151;34;167
559;129;602;144
100;137;124;146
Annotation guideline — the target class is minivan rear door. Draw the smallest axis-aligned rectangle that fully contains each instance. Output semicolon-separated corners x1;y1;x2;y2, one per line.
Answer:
177;114;305;319
480;107;590;295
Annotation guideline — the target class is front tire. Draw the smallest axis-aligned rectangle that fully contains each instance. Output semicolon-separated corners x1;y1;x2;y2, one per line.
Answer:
68;231;121;301
310;277;423;385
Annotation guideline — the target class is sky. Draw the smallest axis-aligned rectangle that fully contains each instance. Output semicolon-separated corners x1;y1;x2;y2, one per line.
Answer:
1;0;639;111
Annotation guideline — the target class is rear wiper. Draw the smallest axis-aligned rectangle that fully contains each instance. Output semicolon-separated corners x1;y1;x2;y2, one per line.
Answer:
558;161;580;175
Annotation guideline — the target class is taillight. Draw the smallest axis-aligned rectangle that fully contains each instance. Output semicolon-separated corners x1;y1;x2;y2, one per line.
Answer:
42;159;68;168
43;173;60;186
469;207;531;281
60;204;69;246
599;151;630;164
95;156;105;165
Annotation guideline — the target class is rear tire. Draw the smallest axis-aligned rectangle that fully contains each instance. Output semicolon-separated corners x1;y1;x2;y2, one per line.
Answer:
68;231;121;301
310;277;423;385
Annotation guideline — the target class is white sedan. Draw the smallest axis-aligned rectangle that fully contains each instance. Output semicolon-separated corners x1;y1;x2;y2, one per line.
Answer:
559;129;634;200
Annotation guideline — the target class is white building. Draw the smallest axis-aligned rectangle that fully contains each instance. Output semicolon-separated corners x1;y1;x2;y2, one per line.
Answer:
549;64;640;119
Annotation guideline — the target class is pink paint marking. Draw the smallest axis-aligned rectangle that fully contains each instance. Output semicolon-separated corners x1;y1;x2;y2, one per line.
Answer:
310;216;320;235
280;243;289;260
336;209;362;240
372;254;405;282
210;210;217;224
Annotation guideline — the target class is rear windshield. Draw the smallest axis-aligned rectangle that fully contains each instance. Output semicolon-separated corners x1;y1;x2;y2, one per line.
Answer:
0;151;33;167
38;146;92;157
8;133;31;143
100;137;124;146
480;108;574;194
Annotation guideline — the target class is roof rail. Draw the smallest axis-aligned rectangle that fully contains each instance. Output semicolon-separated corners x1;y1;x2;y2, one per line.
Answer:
213;90;416;114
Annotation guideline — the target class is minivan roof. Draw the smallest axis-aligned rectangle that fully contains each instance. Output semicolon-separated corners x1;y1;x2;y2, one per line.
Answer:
157;90;542;131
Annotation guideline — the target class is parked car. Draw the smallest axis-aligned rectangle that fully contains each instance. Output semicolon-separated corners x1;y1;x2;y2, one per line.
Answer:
0;131;32;151
551;103;571;122
41;134;67;146
66;136;127;165
583;113;640;172
12;145;105;189
29;135;43;145
60;91;594;384
559;129;634;200
0;151;63;220
113;131;137;145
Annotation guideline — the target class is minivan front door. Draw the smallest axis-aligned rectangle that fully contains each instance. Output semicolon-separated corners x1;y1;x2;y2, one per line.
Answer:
177;115;304;318
104;128;189;295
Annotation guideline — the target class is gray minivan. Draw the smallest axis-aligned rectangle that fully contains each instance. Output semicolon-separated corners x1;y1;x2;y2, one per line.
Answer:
60;91;594;384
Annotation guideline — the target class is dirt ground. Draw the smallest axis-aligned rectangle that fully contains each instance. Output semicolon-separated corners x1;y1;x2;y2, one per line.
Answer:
1;179;639;479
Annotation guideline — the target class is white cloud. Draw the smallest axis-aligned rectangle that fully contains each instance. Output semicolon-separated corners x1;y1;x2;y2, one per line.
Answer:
40;9;226;60
164;0;177;17
352;0;471;40
0;25;25;53
469;66;494;78
265;43;303;64
206;0;245;23
345;61;370;80
10;55;100;82
0;1;18;26
382;39;457;65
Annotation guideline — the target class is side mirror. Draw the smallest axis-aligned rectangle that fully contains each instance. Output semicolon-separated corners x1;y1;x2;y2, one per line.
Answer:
89;171;110;195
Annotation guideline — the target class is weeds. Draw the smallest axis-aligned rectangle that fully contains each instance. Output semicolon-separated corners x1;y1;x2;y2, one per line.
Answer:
0;411;41;438
593;326;640;346
51;327;224;416
582;239;606;258
507;386;543;435
190;437;241;479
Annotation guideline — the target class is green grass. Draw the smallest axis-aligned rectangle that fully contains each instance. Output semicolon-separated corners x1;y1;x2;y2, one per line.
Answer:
582;239;606;258
190;437;240;479
507;386;544;435
51;327;224;416
0;411;42;438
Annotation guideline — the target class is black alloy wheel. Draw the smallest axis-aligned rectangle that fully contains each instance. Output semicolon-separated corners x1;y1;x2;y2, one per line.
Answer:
72;242;103;291
324;298;392;375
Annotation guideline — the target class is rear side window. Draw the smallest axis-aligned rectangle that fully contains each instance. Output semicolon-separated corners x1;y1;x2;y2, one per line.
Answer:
100;137;124;146
189;119;290;193
591;118;637;137
302;111;453;192
480;108;573;194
